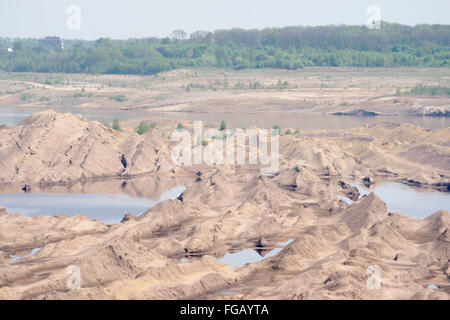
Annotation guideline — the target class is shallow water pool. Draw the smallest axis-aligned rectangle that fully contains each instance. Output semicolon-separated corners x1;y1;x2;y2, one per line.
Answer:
344;182;449;219
218;239;294;267
0;185;185;224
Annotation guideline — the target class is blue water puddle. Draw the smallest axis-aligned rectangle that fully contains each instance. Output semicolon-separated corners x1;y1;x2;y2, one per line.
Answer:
10;248;41;263
0;185;185;224
339;182;449;219
337;195;354;205
218;239;294;267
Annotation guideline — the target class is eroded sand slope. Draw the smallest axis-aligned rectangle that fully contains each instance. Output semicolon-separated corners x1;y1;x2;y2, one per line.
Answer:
0;111;448;299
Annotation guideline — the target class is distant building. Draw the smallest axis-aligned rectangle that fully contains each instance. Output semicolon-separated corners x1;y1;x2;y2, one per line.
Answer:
39;36;64;50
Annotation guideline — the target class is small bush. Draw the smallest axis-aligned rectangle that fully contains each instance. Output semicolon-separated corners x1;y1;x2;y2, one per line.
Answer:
136;121;150;135
177;123;184;131
220;120;226;131
110;95;128;102
20;93;32;101
113;119;121;131
272;124;280;136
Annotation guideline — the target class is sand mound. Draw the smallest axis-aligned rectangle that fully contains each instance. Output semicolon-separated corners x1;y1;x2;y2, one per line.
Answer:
0;110;172;185
338;193;387;233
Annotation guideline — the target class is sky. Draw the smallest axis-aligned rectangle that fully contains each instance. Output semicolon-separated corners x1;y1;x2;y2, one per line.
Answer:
0;0;449;40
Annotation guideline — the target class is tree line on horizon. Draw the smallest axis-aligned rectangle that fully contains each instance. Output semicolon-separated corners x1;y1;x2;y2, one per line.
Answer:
0;23;449;74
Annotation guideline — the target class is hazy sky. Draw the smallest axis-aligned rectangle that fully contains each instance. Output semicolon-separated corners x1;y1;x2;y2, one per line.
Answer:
1;0;449;39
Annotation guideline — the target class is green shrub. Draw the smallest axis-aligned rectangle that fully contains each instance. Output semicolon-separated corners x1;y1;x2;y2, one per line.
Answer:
136;121;150;135
220;120;226;131
20;93;32;101
272;124;280;136
110;95;128;102
113;119;121;131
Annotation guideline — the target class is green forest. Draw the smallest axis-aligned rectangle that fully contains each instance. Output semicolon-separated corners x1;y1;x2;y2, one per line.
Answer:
0;23;449;75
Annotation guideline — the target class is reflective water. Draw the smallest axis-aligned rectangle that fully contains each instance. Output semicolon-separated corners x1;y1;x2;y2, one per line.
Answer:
342;182;450;219
0;107;152;127
10;248;41;263
218;239;294;267
0;185;185;224
0;107;449;129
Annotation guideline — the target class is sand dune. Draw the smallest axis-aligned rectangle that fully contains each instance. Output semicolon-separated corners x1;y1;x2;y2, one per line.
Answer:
0;111;448;300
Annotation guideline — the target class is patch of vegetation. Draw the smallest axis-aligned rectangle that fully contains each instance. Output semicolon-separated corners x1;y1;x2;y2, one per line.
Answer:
277;79;290;88
220;120;226;131
407;85;450;96
272;124;280;136
112;119;121;131
99;120;112;128
20;93;32;101
110;95;128;102
250;81;263;90
73;91;93;98
5;89;23;95
177;123;185;131
186;83;206;91
1;24;449;76
136;121;156;135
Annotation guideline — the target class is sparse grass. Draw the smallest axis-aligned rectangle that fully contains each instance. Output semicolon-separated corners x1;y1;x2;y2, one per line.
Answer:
110;95;128;102
5;89;23;95
250;81;263;90
136;121;156;135
73;92;93;98
20;93;32;101
99;120;112;128
277;79;290;88
407;84;450;96
185;83;206;91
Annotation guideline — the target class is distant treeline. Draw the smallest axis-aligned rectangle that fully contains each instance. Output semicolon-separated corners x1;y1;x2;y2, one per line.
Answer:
0;23;449;74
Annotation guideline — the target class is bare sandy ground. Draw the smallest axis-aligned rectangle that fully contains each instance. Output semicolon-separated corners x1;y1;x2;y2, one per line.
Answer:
0;111;448;299
0;68;449;116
